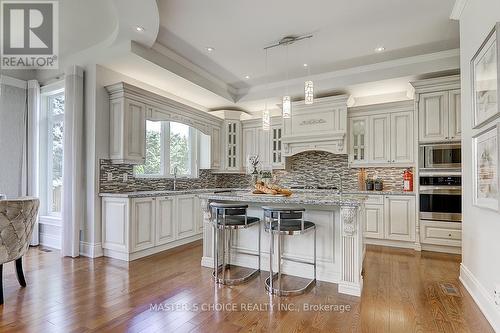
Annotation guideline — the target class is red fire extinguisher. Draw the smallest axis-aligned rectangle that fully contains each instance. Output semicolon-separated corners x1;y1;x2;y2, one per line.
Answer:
403;168;413;192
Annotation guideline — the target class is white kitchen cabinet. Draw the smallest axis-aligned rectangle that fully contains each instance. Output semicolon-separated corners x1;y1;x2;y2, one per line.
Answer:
176;195;198;239
364;204;384;239
102;194;204;261
416;82;461;143
271;124;284;168
348;101;414;166
384;195;416;242
418;91;448;143
369;114;390;163
349;117;369;164
448;89;461;141
223;120;242;171
130;197;156;252
109;97;146;164
210;126;222;169
390;111;414;163
420;220;461;247
155;196;175;246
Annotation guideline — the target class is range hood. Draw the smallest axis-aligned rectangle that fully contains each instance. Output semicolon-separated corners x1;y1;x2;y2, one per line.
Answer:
282;95;349;156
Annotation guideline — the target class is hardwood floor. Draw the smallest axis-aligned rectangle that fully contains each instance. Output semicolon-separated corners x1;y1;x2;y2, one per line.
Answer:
0;243;493;333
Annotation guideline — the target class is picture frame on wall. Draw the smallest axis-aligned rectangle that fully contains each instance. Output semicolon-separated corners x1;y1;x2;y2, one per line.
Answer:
471;22;500;129
472;124;500;211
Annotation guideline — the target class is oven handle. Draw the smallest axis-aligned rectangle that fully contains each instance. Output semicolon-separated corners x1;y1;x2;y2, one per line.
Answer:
419;188;462;195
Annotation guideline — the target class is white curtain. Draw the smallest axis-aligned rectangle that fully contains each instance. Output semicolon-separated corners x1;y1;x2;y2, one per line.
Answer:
61;66;84;258
0;76;27;198
27;80;40;245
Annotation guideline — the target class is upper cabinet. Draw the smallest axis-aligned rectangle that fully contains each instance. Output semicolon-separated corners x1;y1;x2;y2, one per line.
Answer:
109;96;146;164
411;76;461;143
224;120;242;171
106;82;223;167
348;101;415;167
241;117;283;170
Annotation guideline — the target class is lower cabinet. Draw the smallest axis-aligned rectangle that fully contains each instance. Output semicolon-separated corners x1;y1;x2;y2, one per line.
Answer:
363;195;416;245
102;194;203;261
420;220;461;247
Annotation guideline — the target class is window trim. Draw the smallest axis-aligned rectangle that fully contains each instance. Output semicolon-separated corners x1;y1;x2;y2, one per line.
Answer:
39;85;65;220
134;120;199;179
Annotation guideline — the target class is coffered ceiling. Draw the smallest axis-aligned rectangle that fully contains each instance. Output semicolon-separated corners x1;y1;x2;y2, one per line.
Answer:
154;0;459;110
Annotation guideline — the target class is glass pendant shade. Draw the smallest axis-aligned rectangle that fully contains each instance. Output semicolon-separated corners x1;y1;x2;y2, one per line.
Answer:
305;80;314;104
262;108;270;131
282;95;291;119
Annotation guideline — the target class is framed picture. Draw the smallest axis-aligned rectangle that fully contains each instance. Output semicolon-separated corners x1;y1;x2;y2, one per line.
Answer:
471;23;500;128
473;124;500;211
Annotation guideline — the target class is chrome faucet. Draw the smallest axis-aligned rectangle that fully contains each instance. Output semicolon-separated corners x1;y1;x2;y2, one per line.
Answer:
331;173;343;198
173;166;178;191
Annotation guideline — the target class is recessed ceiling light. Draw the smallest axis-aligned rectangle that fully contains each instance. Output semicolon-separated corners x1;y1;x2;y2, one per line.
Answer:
245;75;250;79
375;46;385;53
206;47;215;53
135;26;145;32
303;63;308;67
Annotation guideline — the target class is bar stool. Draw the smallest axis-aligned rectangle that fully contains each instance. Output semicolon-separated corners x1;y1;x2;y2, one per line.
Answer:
263;206;316;296
210;202;261;285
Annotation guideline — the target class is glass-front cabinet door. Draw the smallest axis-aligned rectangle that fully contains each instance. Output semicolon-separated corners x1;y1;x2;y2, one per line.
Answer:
271;125;283;168
349;117;368;164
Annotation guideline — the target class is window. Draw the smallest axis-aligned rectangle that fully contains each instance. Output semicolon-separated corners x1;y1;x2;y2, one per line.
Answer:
40;87;65;218
135;120;198;178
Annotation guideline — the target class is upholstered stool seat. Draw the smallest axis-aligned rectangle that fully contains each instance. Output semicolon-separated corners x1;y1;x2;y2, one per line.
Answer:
263;206;316;297
210;202;261;285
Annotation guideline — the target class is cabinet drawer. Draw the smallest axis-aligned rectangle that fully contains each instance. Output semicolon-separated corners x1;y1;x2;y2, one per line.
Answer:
420;221;461;247
365;195;384;205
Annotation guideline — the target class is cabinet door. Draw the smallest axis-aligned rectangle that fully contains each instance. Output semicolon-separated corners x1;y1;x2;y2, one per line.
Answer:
210;127;221;169
384;196;415;242
271;125;284;168
349;117;369;164
155;197;175;246
448;89;461;141
124;99;146;162
390;111;414;163
225;121;241;171
364;204;384;239
369;114;390;163
256;127;270;166
242;127;256;169
418;92;448;142
176;195;197;239
130;198;155;252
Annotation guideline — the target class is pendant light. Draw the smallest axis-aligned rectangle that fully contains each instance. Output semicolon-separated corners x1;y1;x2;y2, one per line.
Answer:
282;44;291;118
262;48;270;131
304;37;314;104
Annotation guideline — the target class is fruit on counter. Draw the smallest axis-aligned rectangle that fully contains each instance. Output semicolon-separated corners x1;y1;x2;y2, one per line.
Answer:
254;181;292;196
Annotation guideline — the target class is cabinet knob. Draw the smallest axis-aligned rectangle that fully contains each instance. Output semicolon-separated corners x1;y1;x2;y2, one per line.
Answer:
448;233;452;237
392;160;395;163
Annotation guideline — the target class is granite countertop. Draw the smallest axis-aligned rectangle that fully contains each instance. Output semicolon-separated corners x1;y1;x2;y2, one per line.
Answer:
198;191;366;207
99;188;415;199
99;188;247;198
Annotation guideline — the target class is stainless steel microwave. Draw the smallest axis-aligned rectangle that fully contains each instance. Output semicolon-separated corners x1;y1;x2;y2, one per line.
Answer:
419;143;461;170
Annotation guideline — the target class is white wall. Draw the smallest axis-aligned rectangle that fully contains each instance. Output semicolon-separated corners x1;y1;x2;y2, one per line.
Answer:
459;1;500;330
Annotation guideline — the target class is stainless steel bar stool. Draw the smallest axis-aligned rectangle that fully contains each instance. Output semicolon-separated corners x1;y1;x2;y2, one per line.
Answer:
210;202;261;285
263;206;316;296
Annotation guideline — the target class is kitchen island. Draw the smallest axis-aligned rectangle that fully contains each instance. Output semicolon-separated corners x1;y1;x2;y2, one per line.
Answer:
198;191;366;297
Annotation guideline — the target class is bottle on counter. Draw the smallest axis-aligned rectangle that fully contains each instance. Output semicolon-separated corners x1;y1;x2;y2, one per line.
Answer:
358;168;367;191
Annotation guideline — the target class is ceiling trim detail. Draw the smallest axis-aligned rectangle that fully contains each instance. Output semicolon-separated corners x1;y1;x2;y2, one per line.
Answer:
450;0;469;20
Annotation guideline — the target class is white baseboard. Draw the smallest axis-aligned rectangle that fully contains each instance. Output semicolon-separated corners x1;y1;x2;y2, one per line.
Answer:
364;238;417;250
103;235;202;261
80;242;104;258
459;264;500;332
39;232;61;249
338;279;363;297
421;243;461;254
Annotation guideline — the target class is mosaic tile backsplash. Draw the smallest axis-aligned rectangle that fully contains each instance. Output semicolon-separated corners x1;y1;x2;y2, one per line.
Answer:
99;151;409;193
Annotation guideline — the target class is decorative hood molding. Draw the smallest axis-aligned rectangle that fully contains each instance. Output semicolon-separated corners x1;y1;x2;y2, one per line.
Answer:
282;95;349;156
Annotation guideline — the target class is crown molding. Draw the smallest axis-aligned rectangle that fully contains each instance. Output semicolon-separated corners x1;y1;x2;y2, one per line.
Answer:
450;0;468;20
